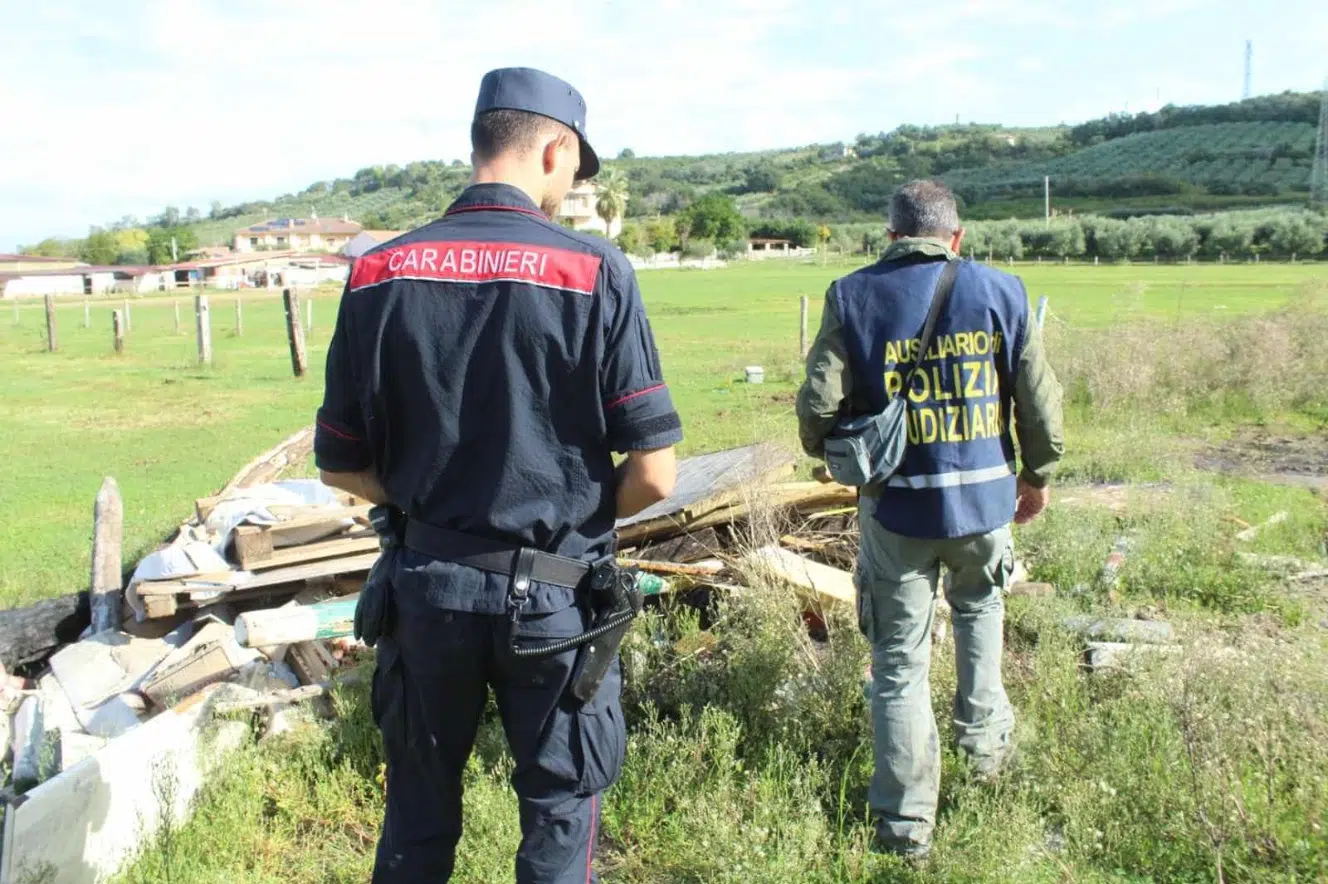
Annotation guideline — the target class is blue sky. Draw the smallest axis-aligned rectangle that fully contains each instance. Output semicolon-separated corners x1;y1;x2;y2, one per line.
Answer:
1;0;1325;251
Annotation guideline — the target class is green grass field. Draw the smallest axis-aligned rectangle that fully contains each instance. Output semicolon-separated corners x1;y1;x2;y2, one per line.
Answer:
0;261;1322;607
3;259;1327;883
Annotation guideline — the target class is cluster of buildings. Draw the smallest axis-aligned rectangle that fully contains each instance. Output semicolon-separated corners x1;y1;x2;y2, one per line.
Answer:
2;180;809;298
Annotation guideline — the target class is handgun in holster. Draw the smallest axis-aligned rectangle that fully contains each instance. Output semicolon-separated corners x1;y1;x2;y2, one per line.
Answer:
354;504;406;647
568;557;644;703
507;555;644;704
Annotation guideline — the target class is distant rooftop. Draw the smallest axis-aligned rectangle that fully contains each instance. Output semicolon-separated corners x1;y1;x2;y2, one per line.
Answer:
238;217;362;236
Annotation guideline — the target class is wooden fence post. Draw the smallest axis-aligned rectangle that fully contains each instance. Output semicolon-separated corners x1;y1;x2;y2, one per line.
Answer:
235;298;243;336
196;295;212;366
113;310;125;353
799;295;809;359
83;299;90;328
90;477;123;633
283;288;307;377
174;299;181;335
44;294;57;352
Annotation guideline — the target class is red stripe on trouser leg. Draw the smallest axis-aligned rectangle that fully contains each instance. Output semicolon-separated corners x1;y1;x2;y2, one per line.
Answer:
585;793;597;884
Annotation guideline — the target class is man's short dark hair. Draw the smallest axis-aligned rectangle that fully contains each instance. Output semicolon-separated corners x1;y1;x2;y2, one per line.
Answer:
471;109;571;163
888;180;961;237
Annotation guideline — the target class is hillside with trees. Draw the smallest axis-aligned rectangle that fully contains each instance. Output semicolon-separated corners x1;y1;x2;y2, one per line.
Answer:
20;91;1327;263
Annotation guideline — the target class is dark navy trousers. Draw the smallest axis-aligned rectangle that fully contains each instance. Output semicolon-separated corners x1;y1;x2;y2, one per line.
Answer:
370;579;625;883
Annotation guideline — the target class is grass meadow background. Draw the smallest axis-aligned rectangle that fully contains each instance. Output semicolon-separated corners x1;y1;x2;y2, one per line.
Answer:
1;258;1326;883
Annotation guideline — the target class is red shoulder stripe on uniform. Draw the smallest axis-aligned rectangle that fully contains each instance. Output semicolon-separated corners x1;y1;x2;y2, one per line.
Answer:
349;241;602;295
604;384;667;410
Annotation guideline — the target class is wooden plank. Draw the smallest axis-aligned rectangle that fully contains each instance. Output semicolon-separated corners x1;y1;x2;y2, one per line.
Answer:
214;426;315;499
136;553;379;598
283;288;308;377
90;478;123;633
0;706;247;884
632;527;722;564
741;545;855;606
617;558;725;578
232;524;275;565
238;532;377;571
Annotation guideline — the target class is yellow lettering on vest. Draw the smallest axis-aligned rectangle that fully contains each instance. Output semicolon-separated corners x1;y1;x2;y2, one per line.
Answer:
906;410;921;444
986;402;1000;435
963;362;984;397
970;402;986;438
972;331;990;356
919;408;939;443
884;371;902;397
884;341;898;365
985;360;999;396
908;367;930;404
993;331;1003;354
956;332;973;357
960;400;971;438
930;367;952;401
945;405;960;441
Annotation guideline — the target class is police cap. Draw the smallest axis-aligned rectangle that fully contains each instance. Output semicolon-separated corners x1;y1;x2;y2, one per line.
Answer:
474;67;600;181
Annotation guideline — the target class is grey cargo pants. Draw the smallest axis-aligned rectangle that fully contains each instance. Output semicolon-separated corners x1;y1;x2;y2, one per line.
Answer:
855;496;1016;852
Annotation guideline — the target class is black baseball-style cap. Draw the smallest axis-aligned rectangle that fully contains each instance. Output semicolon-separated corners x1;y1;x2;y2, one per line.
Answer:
474;67;600;181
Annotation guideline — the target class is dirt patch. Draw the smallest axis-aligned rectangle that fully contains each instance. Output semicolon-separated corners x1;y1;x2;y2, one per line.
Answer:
1196;430;1328;492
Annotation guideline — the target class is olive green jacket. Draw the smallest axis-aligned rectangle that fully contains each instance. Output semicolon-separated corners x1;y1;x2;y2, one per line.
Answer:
795;238;1065;487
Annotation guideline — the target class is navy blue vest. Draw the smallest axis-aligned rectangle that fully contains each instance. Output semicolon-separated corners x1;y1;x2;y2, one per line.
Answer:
835;255;1031;539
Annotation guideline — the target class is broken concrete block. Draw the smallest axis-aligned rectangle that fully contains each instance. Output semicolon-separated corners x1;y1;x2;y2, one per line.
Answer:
141;620;262;708
1084;641;1183;672
1061;616;1174;644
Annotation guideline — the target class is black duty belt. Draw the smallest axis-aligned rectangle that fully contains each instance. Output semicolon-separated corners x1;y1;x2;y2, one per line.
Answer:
403;520;591;589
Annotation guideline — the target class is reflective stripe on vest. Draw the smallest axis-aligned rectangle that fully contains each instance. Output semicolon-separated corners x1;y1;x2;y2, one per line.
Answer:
885;460;1016;490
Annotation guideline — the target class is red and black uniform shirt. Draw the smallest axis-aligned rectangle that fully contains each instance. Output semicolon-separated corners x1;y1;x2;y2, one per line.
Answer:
314;183;682;614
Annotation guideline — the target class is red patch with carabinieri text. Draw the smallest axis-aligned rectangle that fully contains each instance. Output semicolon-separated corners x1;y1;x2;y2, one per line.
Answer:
350;241;602;295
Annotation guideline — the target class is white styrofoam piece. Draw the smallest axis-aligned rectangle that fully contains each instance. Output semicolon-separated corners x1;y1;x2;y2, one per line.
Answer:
0;702;248;884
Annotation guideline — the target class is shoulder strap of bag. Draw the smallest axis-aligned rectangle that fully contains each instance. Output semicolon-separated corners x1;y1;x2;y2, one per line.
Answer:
895;258;960;399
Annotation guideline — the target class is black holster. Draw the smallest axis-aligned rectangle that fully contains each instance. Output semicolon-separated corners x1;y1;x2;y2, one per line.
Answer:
355;505;405;647
568;558;643;703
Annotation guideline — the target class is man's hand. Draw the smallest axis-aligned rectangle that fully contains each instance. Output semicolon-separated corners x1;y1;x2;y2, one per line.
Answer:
1014;476;1050;525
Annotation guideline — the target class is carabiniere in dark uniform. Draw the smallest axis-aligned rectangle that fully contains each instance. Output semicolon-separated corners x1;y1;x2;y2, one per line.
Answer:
314;67;683;883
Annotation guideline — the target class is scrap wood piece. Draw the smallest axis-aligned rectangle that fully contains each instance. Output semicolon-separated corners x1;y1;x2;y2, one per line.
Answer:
214;426;314;499
90;477;123;634
136;552;380;599
1236;510;1289;542
0;592;90;671
211;672;364;715
741;545;855;607
617;558;725;578
632;526;722;564
779;534;856;570
235;532;378;571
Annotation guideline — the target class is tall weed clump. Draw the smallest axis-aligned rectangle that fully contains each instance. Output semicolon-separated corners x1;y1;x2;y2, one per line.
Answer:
1048;280;1328;421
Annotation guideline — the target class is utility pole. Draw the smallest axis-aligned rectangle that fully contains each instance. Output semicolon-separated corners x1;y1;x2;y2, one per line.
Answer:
1242;40;1253;101
1312;79;1328;209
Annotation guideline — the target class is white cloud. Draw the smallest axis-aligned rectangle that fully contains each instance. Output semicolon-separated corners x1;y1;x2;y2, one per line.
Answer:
0;0;1323;249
